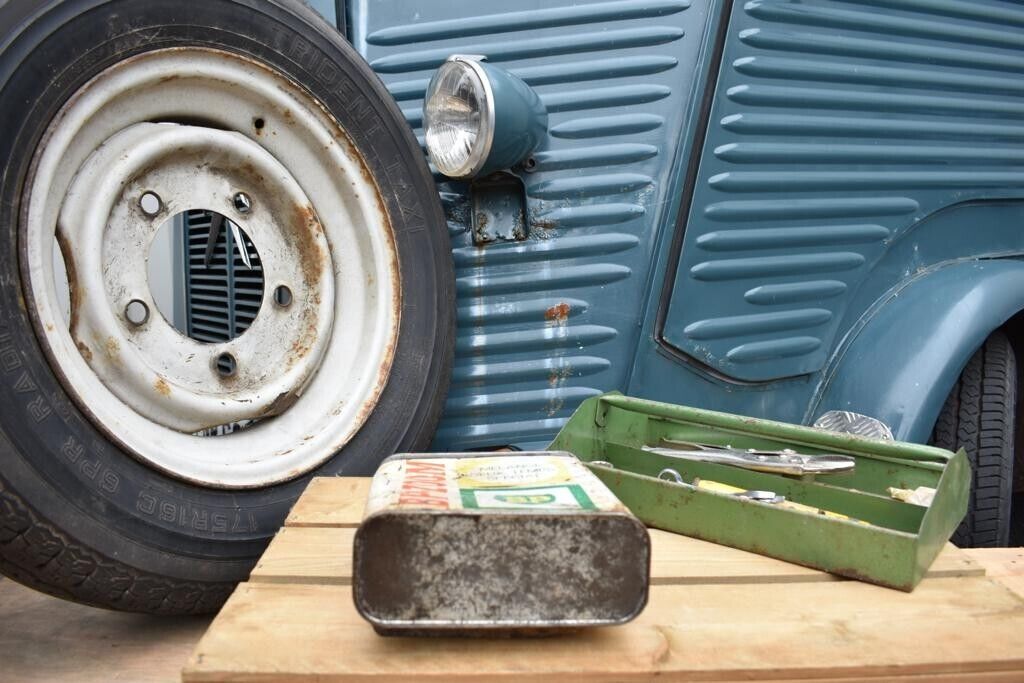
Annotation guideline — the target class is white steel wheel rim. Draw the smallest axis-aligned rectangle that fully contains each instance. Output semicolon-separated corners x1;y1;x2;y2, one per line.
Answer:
22;48;400;488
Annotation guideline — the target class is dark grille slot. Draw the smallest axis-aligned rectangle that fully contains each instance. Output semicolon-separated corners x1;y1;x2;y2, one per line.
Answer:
183;210;265;344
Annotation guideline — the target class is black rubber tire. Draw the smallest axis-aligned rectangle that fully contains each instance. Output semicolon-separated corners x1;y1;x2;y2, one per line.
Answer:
0;0;453;613
930;332;1016;548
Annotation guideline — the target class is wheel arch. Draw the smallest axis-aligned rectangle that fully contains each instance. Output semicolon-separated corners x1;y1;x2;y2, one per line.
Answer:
809;259;1024;443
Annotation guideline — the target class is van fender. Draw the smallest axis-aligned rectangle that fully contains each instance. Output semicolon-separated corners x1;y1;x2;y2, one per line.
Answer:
810;259;1024;443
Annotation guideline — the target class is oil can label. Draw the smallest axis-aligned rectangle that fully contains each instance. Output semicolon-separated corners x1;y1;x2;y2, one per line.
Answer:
461;485;595;510
364;453;625;517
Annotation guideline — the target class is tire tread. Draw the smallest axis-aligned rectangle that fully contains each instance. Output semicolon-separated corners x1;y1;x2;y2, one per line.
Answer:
930;332;1016;548
0;475;233;614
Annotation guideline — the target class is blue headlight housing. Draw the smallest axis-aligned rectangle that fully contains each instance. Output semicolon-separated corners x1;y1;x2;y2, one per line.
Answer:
424;55;548;179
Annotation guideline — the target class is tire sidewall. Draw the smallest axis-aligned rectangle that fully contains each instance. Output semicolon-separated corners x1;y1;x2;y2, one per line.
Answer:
0;0;452;582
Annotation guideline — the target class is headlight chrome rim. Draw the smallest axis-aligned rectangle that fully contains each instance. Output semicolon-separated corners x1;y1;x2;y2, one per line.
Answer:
424;55;495;179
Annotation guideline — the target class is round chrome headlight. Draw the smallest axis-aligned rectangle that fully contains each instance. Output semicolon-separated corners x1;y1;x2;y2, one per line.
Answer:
423;56;494;179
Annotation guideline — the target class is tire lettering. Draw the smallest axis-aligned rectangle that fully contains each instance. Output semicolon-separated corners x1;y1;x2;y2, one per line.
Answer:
231;512;258;533
0;325;110;492
59;436;119;493
159;501;176;523
61;436;84;463
26;395;52;423
347;96;380;131
383;161;426;229
315;60;340;88
267;25;288;54
281;33;342;92
99;471;119;494
135;492;255;533
0;332;22;372
79;456;101;480
287;35;313;69
13;371;35;393
137;492;157;515
273;31;380;138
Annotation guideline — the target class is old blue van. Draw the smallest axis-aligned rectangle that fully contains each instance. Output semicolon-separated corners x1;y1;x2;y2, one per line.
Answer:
1;0;1021;612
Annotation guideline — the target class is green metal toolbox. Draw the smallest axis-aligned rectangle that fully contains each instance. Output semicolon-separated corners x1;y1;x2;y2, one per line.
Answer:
550;394;970;591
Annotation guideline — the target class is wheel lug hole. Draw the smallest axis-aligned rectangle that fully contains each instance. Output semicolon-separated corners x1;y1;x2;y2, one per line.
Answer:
273;285;293;308
233;192;252;214
216;353;238;378
139;192;162;217
124;299;150;326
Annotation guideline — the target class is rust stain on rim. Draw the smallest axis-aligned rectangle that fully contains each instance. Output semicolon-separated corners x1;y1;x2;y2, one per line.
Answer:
263;390;300;417
154;377;172;397
55;228;82;333
283;203;326;372
59;226;94;368
291;203;326;290
75;341;93;363
103;336;121;364
238;161;266;185
311;96;403;438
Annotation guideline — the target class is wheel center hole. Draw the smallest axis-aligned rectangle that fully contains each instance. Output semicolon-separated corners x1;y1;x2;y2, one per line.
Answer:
147;209;265;343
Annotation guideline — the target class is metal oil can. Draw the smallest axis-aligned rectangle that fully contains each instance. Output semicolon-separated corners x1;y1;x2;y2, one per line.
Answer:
352;451;650;636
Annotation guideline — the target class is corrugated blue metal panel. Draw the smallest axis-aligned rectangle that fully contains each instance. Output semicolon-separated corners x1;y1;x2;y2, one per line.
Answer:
663;0;1024;382
183;211;263;345
351;0;712;449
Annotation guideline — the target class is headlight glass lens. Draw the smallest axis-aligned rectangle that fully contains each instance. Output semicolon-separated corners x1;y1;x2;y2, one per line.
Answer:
424;59;492;178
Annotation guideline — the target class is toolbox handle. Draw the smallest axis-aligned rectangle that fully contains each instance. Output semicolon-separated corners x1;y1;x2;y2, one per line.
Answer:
596;395;952;464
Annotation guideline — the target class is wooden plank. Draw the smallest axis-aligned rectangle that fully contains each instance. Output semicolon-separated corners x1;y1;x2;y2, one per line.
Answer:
964;549;1024;600
993;575;1024;601
964;548;1024;577
284;477;371;528
0;576;209;683
183;577;1024;682
252;527;353;585
250;526;984;587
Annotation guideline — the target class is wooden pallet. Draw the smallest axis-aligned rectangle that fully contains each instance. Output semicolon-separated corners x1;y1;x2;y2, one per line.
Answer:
184;477;1024;682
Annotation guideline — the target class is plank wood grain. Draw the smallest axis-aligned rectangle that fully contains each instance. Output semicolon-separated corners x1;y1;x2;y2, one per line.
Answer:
183;577;1024;682
964;548;1024;578
283;477;371;528
250;526;983;587
965;548;1024;599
